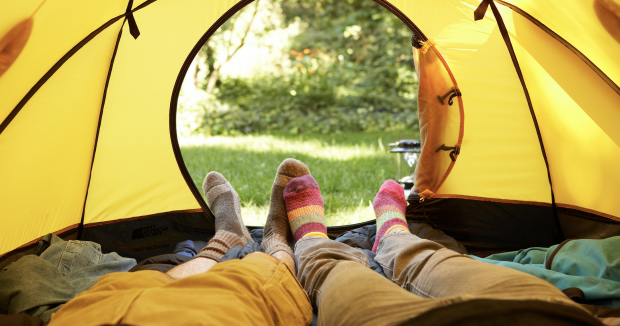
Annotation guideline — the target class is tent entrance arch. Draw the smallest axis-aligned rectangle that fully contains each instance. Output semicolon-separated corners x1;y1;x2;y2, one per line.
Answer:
168;0;432;227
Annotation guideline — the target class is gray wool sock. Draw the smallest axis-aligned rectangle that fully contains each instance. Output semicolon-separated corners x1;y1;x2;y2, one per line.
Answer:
261;158;310;258
202;172;253;246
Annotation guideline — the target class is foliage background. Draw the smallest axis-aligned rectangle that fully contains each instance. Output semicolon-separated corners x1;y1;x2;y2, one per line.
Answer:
178;0;418;136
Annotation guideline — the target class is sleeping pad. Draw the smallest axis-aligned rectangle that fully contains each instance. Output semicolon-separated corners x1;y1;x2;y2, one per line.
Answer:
470;236;620;308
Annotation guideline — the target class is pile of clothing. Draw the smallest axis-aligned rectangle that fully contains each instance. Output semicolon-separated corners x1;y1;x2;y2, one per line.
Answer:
471;237;620;308
0;234;136;325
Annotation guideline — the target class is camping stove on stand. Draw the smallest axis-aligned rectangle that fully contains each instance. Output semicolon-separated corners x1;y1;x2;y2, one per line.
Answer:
389;140;421;199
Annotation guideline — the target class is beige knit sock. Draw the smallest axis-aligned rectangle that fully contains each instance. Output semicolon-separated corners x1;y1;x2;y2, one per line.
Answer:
198;172;253;262
196;230;244;262
261;159;310;259
203;172;253;244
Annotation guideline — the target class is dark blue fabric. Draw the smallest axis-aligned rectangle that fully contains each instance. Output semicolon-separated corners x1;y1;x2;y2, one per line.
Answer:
220;242;265;262
336;225;377;250
249;229;264;243
167;223;463;279
172;240;209;258
333;223;467;277
173;240;196;257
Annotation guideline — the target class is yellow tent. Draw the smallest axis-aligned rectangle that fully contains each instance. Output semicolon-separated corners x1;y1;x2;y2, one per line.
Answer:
1;0;619;260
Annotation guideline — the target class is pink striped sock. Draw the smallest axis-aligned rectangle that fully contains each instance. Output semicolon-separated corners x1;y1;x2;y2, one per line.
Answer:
372;180;409;252
283;174;327;242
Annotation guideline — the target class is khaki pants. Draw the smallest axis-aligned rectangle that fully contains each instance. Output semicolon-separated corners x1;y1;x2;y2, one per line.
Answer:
295;232;595;326
48;253;312;326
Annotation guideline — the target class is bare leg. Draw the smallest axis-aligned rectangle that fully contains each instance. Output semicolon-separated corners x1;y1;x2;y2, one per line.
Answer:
167;172;252;280
166;257;217;279
273;251;296;276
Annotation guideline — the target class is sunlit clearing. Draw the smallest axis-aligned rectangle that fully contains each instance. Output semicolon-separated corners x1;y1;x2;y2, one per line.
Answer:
179;134;383;160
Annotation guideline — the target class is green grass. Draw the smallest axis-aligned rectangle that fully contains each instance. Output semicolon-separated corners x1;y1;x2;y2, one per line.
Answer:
179;130;419;226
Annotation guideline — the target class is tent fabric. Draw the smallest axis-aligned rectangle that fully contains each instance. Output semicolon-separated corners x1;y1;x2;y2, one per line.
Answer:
1;0;620;256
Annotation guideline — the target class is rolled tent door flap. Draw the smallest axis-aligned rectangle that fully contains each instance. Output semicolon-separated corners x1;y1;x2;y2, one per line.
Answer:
411;38;463;200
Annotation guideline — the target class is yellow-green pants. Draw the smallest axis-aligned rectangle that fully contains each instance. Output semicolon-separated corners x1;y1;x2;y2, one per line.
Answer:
48;253;312;326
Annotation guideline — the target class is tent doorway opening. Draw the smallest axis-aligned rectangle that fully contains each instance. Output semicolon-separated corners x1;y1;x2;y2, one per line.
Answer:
175;0;420;227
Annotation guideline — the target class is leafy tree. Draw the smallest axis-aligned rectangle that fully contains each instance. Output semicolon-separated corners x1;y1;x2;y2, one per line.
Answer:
204;0;260;93
191;0;418;135
280;0;416;100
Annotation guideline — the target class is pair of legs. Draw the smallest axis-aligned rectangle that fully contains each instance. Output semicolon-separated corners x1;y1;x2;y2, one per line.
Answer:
180;159;598;325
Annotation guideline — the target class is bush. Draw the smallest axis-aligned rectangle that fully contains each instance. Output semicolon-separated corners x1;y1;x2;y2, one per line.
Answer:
198;73;417;135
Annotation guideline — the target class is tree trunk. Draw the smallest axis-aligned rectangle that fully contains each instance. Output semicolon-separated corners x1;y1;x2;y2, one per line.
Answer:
205;65;221;94
193;51;203;88
203;0;260;94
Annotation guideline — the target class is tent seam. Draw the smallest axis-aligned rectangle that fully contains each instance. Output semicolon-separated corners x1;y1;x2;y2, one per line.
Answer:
374;0;427;41
78;18;127;240
495;0;620;97
0;15;123;135
484;1;564;243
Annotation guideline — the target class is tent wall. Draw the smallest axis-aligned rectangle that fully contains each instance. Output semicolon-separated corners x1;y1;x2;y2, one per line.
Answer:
81;211;212;262
81;0;237;224
499;0;620;90
0;21;124;255
506;7;620;220
406;197;561;251
394;0;620;219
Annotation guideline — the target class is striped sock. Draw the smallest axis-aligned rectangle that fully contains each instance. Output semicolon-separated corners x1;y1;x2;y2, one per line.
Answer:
283;174;328;242
372;180;409;253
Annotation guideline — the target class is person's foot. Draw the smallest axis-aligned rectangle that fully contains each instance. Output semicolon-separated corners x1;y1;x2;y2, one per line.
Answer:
283;174;328;242
372;180;409;253
261;159;311;258
195;172;253;262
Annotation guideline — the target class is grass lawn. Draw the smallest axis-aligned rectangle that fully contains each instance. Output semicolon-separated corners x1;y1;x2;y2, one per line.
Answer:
180;130;419;226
